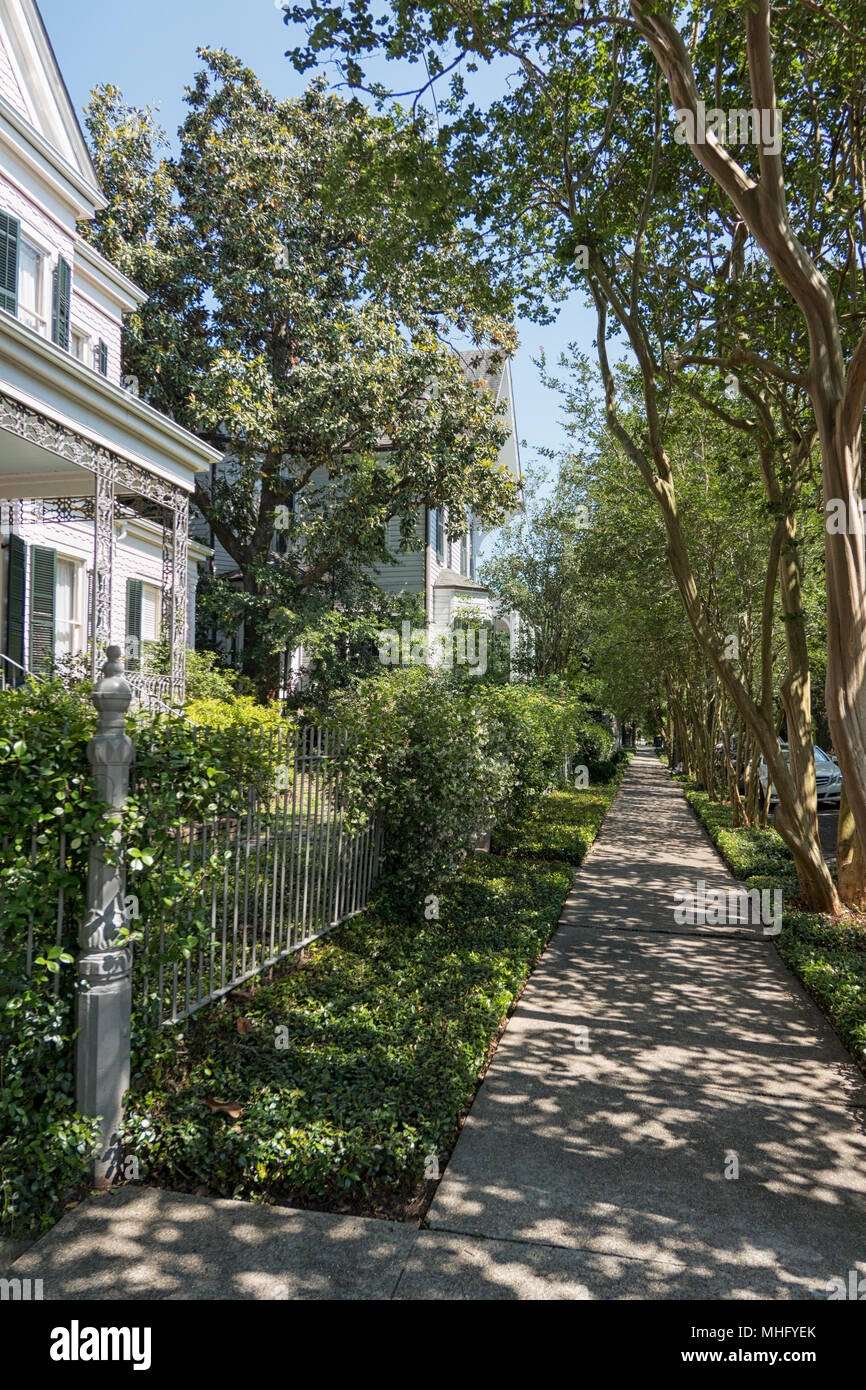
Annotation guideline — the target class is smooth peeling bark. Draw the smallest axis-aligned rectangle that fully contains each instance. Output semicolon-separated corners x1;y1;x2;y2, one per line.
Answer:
630;0;866;903
591;286;840;911
837;786;866;908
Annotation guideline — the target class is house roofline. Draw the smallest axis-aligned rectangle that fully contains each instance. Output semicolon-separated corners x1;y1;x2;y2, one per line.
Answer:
75;239;148;310
0;93;105;215
28;0;101;187
0;313;222;483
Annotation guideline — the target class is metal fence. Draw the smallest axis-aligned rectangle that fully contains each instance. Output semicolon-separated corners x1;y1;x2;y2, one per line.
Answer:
135;723;382;1026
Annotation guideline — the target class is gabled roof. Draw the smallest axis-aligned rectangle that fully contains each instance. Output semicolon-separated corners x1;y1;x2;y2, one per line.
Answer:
0;0;101;197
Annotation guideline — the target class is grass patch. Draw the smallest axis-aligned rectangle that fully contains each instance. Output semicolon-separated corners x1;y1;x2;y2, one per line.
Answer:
122;776;624;1218
684;787;866;1068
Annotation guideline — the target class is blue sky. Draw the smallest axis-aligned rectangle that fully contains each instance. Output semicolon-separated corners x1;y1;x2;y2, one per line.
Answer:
40;0;598;482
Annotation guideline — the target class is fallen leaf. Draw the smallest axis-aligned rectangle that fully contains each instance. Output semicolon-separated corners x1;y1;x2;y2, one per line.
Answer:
204;1099;244;1120
237;1017;253;1037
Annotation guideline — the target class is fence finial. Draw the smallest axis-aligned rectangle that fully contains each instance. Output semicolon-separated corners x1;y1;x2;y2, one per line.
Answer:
77;645;135;1187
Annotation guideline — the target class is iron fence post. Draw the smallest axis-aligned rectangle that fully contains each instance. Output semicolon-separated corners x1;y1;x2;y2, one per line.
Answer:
76;645;135;1187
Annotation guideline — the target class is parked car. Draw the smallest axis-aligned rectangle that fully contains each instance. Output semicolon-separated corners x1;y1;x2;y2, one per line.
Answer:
758;743;843;806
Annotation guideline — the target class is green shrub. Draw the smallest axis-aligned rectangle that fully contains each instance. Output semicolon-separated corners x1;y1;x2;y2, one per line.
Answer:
331;669;601;907
181;695;293;795
0;681;294;1232
492;770;628;864
0;680;103;1231
142;638;243;702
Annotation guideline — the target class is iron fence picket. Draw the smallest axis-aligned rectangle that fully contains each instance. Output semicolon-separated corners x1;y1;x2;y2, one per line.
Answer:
126;720;380;1026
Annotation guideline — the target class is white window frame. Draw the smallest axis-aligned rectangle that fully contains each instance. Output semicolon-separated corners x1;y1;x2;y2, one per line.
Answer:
70;325;92;364
140;580;163;645
13;219;66;343
17;235;47;336
52;550;87;660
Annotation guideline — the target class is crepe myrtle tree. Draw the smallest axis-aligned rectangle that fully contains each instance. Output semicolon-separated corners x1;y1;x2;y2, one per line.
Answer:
83;52;517;696
285;0;866;910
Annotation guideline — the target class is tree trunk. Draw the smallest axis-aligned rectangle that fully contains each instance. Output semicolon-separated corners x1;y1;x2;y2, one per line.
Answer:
837;787;866;909
777;515;820;852
817;420;866;905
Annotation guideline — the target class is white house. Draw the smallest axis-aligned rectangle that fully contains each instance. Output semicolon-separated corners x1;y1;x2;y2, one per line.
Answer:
0;0;219;705
370;353;524;666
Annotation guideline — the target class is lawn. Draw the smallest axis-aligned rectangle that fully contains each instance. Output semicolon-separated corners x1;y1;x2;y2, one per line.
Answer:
121;765;628;1219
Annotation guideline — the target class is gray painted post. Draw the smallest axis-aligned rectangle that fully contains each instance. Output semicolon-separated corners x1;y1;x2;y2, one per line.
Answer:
76;645;135;1187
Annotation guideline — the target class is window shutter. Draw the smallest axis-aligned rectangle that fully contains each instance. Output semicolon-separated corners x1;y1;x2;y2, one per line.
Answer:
97;339;108;376
51;257;71;349
6;534;26;671
0;212;20;315
126;578;143;670
429;507;445;563
30;545;56;674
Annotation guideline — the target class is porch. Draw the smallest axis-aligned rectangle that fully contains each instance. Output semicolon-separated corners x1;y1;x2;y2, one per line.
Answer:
0;313;220;706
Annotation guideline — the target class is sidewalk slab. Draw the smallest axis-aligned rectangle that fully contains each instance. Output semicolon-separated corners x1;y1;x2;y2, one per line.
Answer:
394;1231;834;1301
489;930;849;1064
8;1187;419;1301
425;751;866;1295
560;757;771;939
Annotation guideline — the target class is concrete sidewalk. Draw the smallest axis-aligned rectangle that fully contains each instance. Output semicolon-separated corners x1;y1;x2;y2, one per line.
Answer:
9;751;866;1299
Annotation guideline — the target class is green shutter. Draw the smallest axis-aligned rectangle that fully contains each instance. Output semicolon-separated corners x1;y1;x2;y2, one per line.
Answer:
126;578;142;670
6;534;26;672
30;545;56;674
51;257;71;349
98;339;108;376
0;212;20;316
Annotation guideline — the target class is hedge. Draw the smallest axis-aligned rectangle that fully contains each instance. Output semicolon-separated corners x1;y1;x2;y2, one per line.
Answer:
0;679;295;1233
331;667;612;905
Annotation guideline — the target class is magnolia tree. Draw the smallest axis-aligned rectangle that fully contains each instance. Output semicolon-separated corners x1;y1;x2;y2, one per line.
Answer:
84;52;519;695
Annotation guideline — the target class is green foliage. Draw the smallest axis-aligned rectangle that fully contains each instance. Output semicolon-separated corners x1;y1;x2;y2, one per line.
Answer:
0;671;613;1230
0;681;294;1233
0;681;103;1230
144;638;242;703
122;778;621;1210
330;668;600;906
778;914;866;1064
84;59;518;694
492;759;629;863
